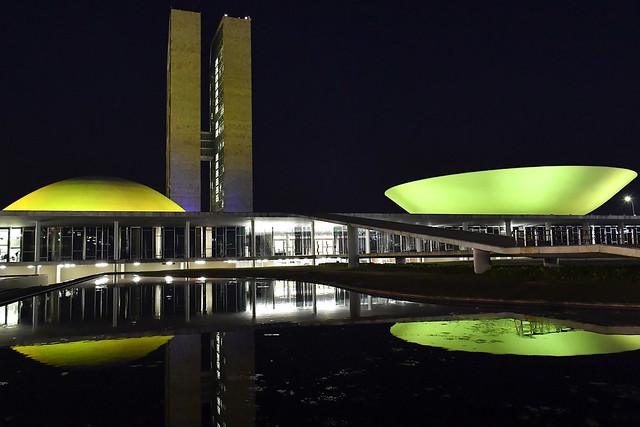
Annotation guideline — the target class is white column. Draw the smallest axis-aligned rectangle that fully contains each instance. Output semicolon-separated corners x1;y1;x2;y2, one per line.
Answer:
251;218;256;267
364;229;371;254
311;220;316;265
113;221;120;260
504;219;512;237
460;222;470;250
34;221;40;263
472;249;491;274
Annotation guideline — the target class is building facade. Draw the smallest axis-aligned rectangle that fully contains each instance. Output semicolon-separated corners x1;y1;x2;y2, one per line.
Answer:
166;8;202;212
207;16;253;213
2;210;640;283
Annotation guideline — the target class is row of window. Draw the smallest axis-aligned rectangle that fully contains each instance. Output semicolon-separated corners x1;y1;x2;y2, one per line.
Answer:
2;224;640;263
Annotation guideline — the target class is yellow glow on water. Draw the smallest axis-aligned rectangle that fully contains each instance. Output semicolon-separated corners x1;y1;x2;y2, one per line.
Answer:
384;166;637;215
11;336;174;368
390;319;640;357
3;177;184;212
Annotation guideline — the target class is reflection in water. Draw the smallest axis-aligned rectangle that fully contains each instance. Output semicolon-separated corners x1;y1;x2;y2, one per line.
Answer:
0;277;418;334
7;331;253;427
11;336;173;368
391;319;640;356
5;276;640;425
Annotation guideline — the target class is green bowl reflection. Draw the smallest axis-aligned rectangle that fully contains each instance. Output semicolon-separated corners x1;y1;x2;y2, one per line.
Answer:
390;319;640;357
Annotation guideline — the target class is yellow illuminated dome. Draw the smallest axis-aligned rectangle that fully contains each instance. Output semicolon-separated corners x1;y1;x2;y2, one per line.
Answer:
3;177;184;212
11;336;174;368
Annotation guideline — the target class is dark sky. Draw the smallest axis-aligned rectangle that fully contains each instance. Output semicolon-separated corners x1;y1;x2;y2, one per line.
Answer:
2;0;640;214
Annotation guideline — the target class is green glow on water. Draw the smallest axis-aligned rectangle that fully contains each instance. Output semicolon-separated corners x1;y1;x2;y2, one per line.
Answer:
384;166;637;215
390;319;640;357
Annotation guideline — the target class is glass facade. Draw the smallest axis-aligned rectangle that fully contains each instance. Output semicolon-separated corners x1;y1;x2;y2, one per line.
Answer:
1;219;640;264
209;35;225;212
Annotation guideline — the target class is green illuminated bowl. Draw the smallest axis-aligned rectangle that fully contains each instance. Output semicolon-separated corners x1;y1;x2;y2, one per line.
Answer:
384;166;637;215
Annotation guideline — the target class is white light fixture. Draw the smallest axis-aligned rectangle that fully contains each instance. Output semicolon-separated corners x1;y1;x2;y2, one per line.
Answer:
625;195;636;216
133;275;141;283
195;260;206;265
27;265;34;269
196;276;206;282
94;277;109;286
164;276;173;283
165;261;174;266
0;265;6;269
95;262;109;267
133;261;141;266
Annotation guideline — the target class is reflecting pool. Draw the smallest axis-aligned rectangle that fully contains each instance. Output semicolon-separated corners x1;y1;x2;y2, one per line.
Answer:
0;275;640;426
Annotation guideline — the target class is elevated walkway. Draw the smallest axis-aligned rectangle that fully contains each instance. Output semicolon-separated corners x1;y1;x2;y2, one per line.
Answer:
314;213;640;273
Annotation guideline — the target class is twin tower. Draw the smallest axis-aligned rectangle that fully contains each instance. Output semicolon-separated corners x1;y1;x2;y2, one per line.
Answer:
166;8;253;212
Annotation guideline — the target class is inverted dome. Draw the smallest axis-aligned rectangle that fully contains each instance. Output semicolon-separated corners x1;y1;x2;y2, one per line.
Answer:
3;177;185;212
385;166;637;215
12;336;174;368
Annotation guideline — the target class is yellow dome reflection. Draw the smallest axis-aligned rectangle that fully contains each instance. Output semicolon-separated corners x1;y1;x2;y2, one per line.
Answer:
11;336;174;368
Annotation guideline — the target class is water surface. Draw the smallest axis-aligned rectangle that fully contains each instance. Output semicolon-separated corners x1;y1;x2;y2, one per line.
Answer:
0;275;639;426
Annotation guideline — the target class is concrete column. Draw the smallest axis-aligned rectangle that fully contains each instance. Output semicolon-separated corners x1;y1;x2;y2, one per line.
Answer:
251;218;257;267
364;229;371;254
310;220;316;266
184;281;190;322
349;291;361;319
112;286;119;328
251;280;257;320
472;249;491;274
581;223;591;245
113;221;120;260
55;264;62;283
312;284;317;315
34;221;40;263
460;222;469;250
347;224;359;268
504;219;512;237
619;223;626;245
184;221;190;259
165;335;201;427
545;222;553;246
415;236;422;253
31;296;39;330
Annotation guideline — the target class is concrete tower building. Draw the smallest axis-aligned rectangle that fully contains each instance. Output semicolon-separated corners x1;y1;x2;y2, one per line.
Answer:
208;16;253;213
166;8;201;212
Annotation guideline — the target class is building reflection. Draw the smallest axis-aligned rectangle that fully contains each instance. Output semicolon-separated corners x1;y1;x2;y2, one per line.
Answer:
0;277;412;331
5;331;254;427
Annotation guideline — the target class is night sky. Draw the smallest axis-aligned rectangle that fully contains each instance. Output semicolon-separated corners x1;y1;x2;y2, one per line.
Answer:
2;0;640;214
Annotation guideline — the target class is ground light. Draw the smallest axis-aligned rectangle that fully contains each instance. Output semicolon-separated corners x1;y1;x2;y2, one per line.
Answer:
625;195;636;216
